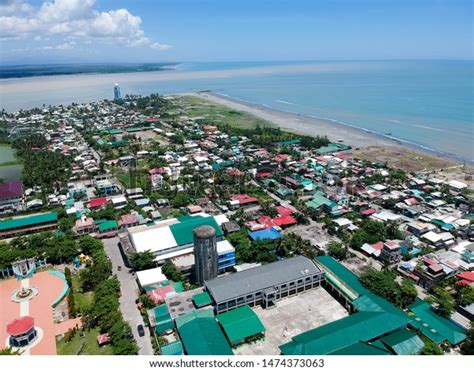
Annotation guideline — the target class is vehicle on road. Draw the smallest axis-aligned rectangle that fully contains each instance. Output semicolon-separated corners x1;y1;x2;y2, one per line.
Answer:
137;324;145;337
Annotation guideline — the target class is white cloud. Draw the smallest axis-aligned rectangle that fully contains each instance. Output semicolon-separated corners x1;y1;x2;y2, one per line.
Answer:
0;0;170;51
0;0;33;16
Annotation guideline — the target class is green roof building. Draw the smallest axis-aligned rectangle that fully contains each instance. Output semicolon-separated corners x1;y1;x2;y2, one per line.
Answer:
281;257;414;356
377;328;424;355
192;292;213;308
216;305;265;345
152;304;174;335
170;216;223;246
329;341;391;355
97;220;118;233
0;212;58;238
408;299;466;345
160;340;183;355
176;309;233;355
315;256;370;300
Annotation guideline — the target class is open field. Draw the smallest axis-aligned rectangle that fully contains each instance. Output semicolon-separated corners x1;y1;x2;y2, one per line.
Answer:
352;146;458;172
234;288;348;355
56;328;113;355
177;95;275;129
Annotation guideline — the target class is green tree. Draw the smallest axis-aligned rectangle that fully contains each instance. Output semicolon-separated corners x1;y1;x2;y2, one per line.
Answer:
460;322;474;355
398;278;418;307
67;289;76;318
420;341;443;355
130;250;156;271
0;347;22;355
327;241;348;260
172;192;189;207
430;287;455;318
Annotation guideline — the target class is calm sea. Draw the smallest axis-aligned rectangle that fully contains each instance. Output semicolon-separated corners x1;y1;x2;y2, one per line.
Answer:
1;60;472;161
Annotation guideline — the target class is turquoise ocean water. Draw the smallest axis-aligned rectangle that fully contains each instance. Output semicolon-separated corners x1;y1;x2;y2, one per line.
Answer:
0;60;472;162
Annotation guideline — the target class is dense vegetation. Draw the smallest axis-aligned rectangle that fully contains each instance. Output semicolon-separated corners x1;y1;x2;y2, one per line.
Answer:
359;269;417;308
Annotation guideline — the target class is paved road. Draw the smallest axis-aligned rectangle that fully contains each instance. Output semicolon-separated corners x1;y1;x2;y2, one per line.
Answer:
103;237;154;355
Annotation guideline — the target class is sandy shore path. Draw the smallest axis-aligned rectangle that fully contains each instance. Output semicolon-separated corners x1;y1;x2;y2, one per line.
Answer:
190;92;403;150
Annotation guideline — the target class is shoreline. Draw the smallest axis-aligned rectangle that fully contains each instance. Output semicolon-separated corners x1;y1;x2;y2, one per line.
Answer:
187;91;469;167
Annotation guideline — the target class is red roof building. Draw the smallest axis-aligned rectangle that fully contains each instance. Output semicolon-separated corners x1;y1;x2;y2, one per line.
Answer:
275;205;293;217
273;215;297;227
231;194;258;205
457;271;474;285
0;181;23;201
361;208;377;216
7;316;35;336
147;285;175;304
88;197;108;209
97;333;110;345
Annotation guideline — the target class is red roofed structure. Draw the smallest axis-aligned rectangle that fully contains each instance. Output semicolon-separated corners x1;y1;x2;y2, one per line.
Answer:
361;208;376;216
231;194;258;205
88;197;108;209
7;316;35;336
273;215;297;228
457;271;474;285
276;205;293;217
97;333;110;345
7;316;37;348
147;285;175;304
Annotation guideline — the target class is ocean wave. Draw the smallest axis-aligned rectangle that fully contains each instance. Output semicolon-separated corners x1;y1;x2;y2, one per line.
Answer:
210;92;472;163
413;124;445;132
275;99;297;105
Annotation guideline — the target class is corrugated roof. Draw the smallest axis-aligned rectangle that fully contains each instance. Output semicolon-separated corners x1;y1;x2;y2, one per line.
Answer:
378;328;424;355
408;299;466;345
280;309;409;355
329;341;391;355
160;340;183;355
216;305;265;344
177;312;233;355
170;216;223;246
192;292;212;308
205;256;321;303
97;220;118;232
315;256;370;297
0;212;57;232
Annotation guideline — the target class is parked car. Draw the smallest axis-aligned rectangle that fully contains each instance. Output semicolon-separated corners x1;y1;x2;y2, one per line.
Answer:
137;324;145;337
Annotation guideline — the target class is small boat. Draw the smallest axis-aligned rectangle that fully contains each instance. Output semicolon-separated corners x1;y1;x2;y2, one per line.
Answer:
385;132;392;136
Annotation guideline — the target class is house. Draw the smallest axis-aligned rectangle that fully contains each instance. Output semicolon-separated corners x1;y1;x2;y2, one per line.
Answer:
230;194;258;207
0;181;23;210
280;176;302;190
379;241;401;264
74;217;96;236
88;197;108;209
118;213;139;229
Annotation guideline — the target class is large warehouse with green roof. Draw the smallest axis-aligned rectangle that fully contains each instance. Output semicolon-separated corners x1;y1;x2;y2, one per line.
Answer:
127;213;225;262
0;212;58;238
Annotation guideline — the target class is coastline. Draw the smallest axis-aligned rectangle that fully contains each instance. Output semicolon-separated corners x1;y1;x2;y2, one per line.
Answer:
187;91;468;168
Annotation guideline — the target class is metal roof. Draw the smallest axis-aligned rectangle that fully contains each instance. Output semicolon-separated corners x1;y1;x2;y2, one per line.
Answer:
176;310;233;355
315;256;370;297
216;305;265;344
280;309;409;355
160;340;183;355
0;212;57;232
408;299;466;345
378;328;424;355
280;293;411;355
329;341;391;355
205;256;321;303
170;216;223;246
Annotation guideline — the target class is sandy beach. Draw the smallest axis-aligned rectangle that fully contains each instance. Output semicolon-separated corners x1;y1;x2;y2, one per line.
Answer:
188;92;469;173
190;91;398;149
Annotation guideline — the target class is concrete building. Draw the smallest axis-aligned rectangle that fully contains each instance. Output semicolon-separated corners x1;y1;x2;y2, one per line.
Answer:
205;256;323;314
194;225;218;284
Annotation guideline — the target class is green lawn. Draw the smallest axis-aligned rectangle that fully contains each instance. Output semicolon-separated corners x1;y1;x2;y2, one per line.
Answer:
177;95;275;129
56;328;113;355
71;275;93;313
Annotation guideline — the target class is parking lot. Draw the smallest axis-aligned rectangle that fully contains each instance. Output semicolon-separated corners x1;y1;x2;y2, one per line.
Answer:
234;287;348;355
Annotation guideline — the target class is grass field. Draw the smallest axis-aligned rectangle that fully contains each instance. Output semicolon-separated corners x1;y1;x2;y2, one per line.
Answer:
71;275;93;313
176;95;275;129
56;328;113;355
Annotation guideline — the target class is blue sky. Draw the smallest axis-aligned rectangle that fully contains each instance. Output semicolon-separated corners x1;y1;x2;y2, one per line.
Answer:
1;0;472;64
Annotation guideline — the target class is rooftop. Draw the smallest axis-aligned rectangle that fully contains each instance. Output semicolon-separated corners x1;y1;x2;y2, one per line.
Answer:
205;256;321;303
